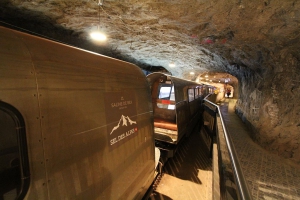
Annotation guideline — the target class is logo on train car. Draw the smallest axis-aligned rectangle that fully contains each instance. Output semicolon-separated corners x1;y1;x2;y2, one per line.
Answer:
104;91;138;150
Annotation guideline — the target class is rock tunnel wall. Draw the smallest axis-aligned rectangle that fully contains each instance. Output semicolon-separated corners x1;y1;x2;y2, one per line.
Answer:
235;52;300;164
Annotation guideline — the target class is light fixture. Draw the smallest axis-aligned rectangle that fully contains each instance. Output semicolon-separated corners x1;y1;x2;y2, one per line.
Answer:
90;29;107;41
90;0;107;42
205;74;208;78
169;62;175;67
190;72;195;75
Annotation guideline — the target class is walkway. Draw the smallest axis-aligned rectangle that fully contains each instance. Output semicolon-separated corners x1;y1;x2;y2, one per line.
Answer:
220;99;300;200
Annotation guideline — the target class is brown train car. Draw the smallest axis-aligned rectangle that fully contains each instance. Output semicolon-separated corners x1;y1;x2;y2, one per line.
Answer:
0;25;159;199
147;73;209;157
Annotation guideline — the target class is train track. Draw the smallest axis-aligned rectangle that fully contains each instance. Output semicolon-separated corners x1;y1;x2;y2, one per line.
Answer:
148;127;213;200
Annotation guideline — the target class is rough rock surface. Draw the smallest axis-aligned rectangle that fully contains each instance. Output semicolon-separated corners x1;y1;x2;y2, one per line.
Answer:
0;0;299;163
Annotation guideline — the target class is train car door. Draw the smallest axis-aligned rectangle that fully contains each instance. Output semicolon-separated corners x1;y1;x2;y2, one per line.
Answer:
0;102;30;200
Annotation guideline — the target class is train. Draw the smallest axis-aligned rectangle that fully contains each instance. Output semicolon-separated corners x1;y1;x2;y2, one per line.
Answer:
147;73;213;157
0;25;159;200
0;25;216;199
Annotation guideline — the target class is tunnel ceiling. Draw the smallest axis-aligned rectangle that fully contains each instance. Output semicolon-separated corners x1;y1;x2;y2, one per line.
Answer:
1;0;299;80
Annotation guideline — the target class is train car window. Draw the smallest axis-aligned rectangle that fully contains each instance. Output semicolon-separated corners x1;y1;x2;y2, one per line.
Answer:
202;87;207;95
158;85;172;99
188;89;195;102
195;88;199;98
157;85;175;110
0;102;30;200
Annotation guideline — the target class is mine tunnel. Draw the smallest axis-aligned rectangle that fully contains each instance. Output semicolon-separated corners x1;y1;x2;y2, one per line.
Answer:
0;1;299;200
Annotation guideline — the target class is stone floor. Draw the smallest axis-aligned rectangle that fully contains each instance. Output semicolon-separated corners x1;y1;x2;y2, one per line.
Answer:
220;99;300;200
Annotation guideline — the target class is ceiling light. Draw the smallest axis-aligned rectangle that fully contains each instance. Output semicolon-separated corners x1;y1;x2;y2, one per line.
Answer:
169;62;175;67
91;1;107;42
90;30;107;41
190;72;195;75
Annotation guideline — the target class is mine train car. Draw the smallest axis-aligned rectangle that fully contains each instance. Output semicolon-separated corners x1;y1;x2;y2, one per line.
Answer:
147;73;212;157
0;26;160;199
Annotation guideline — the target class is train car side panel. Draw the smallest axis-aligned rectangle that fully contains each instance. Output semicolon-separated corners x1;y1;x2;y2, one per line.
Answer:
174;101;190;142
0;26;156;200
0;27;49;199
24;33;154;199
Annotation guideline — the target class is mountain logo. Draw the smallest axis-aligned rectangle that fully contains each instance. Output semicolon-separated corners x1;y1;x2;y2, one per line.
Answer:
110;115;137;135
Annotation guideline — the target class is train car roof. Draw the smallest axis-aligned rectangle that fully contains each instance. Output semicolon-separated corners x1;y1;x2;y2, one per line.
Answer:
0;25;137;67
147;72;202;88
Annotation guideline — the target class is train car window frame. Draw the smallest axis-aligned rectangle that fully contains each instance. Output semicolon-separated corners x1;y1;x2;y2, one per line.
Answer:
169;86;175;101
188;88;195;102
0;101;30;200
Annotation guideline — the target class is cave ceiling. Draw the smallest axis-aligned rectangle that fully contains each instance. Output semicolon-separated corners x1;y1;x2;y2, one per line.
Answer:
0;0;299;83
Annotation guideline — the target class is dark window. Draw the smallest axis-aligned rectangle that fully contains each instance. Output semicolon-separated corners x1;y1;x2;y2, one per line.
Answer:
195;88;199;98
159;86;171;99
188;89;195;102
0;102;30;199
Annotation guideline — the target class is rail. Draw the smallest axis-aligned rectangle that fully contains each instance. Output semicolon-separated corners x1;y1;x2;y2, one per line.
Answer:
203;96;252;200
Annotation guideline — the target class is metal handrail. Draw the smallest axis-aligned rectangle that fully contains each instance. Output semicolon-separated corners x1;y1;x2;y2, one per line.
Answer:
204;96;252;200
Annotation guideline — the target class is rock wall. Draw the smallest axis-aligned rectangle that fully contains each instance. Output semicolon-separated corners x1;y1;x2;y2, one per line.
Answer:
235;52;300;163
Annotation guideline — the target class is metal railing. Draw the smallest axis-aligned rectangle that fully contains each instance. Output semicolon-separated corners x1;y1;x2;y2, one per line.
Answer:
203;96;252;200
